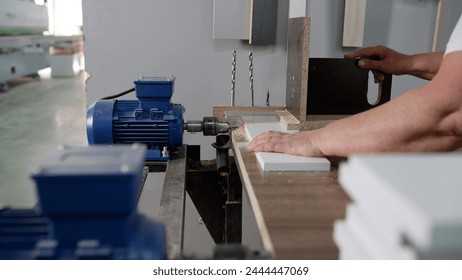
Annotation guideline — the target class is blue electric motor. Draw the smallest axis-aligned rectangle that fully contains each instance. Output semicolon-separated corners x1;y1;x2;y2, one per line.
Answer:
87;77;183;161
0;145;166;260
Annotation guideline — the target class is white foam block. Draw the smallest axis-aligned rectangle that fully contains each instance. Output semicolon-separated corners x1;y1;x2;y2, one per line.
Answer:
244;122;330;172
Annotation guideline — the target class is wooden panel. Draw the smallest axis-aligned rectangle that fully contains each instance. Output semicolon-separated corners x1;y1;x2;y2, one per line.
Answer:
249;0;278;45
213;0;279;44
286;17;310;122
299;115;349;131
213;0;250;40
231;126;350;259
342;0;367;47
212;105;285;119
433;0;451;52
276;110;300;130
307;58;392;114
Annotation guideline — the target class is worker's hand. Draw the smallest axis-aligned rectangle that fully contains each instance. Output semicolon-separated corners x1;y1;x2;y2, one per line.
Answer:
344;45;411;83
248;130;324;157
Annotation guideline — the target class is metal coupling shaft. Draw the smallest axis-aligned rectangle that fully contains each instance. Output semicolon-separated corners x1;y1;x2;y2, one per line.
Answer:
183;117;230;136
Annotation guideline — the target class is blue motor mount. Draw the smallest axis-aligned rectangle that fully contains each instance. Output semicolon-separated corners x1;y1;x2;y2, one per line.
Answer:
86;76;230;161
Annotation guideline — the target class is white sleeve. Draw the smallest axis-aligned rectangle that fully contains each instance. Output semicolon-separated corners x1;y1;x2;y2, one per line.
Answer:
445;14;462;55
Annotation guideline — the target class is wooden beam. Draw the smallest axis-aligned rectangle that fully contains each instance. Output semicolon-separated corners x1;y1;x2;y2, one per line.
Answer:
433;0;452;52
342;0;367;47
212;105;285;119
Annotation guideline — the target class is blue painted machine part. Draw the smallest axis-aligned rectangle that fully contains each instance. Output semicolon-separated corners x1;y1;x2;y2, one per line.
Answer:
86;100;115;144
0;145;166;260
86;76;184;161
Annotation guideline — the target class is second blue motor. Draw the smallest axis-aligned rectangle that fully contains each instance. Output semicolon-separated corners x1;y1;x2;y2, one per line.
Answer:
86;76;184;161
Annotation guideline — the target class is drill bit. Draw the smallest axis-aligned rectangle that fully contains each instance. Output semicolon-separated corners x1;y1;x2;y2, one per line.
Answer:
249;52;254;106
266;90;270;106
231;50;236;106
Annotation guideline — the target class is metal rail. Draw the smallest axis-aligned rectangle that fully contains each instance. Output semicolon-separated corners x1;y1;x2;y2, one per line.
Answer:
157;145;187;259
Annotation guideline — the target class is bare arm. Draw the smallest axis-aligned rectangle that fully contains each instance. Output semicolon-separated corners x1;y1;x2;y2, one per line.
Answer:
248;52;462;157
344;45;443;82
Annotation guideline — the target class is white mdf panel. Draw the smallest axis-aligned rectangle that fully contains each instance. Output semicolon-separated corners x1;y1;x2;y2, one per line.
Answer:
342;204;416;259
244;122;289;141
256;152;330;172
339;153;462;255
333;220;369;260
289;0;307;18
242;115;297;141
244;121;330;172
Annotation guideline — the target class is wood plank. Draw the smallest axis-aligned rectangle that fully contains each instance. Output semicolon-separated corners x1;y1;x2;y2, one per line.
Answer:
286;17;310;122
299;116;347;131
231;125;351;259
276;110;300;130
342;0;367;47
249;0;278;45
232;131;275;256
212;105;285;119
433;0;451;52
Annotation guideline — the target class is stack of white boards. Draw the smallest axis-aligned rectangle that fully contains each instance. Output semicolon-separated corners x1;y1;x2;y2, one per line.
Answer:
243;115;330;172
335;153;462;259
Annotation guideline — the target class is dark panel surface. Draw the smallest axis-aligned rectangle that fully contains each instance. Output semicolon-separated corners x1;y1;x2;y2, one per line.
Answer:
307;58;392;115
250;0;278;45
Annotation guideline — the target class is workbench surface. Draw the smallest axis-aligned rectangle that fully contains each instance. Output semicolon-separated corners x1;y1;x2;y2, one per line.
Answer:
231;126;350;259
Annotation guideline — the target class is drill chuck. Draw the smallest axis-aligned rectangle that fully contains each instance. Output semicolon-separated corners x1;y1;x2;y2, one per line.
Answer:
183;117;229;136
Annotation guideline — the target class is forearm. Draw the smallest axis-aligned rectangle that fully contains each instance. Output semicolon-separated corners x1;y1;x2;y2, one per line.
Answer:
309;87;461;157
309;52;462;157
407;52;444;80
345;46;443;81
249;52;462;158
